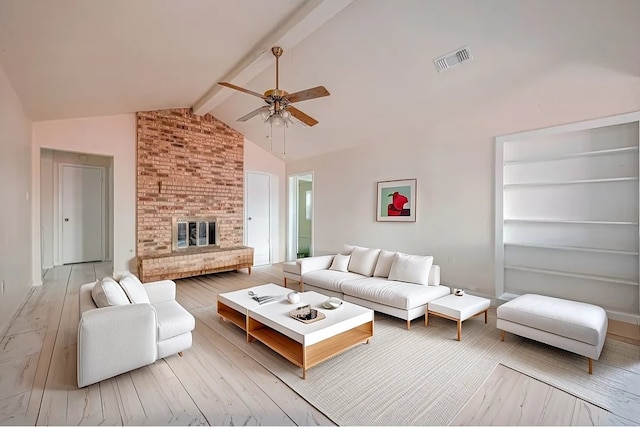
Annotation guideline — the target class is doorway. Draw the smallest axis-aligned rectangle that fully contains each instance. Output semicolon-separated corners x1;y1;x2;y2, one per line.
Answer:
287;172;313;261
60;164;105;264
246;172;271;266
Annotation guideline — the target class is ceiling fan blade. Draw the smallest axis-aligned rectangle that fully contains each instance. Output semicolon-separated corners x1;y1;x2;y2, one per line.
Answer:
237;106;270;122
288;106;319;127
285;86;330;104
218;82;266;99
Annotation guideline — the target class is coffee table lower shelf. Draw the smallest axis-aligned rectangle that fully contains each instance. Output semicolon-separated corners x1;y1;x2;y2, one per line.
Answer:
247;317;373;379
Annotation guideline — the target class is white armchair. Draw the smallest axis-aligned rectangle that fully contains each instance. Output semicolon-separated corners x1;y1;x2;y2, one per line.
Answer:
77;278;195;388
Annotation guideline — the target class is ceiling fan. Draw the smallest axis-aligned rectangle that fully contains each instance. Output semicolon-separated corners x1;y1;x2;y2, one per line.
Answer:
218;46;330;127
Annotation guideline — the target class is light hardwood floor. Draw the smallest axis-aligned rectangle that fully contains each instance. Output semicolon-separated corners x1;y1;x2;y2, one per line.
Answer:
0;262;636;425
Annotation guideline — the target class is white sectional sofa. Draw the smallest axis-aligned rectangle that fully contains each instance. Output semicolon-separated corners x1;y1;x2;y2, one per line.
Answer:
298;245;450;328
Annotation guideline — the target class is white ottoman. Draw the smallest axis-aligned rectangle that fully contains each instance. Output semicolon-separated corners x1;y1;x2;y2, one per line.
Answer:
283;261;301;288
426;294;491;341
497;294;608;374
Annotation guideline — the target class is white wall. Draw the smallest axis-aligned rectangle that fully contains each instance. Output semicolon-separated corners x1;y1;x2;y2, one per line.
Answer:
32;115;136;278
288;64;640;300
244;138;286;263
0;64;32;334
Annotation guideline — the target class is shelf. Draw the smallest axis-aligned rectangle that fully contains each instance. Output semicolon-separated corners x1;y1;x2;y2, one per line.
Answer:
504;177;638;188
504;146;639;165
504;242;639;256
504;218;638;225
504;265;638;286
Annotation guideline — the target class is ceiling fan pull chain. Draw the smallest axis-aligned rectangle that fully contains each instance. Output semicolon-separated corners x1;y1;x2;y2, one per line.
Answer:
283;125;287;159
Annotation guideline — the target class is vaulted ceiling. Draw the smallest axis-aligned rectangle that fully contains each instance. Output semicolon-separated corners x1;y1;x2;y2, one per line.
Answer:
1;0;639;160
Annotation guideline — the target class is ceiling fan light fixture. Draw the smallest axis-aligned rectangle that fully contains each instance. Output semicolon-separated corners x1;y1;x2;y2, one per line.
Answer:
265;113;286;127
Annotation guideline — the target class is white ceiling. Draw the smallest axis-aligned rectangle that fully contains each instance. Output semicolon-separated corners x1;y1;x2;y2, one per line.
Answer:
1;0;639;161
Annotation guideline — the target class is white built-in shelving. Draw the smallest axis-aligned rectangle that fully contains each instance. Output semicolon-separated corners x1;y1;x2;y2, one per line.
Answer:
495;112;640;323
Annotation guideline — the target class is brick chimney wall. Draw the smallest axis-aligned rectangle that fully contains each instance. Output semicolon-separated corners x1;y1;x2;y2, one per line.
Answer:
136;108;244;257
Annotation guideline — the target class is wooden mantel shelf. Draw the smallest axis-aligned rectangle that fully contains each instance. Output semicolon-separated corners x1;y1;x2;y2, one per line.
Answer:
137;246;254;282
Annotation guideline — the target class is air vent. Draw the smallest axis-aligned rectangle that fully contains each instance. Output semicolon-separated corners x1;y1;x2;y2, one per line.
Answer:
433;45;473;72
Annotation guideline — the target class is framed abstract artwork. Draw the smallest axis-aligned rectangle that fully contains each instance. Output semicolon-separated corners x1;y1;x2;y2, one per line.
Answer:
376;179;416;222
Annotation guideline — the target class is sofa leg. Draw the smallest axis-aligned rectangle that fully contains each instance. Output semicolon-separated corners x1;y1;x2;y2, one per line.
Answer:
588;358;592;374
283;277;288;288
501;330;505;342
178;352;184;357
406;319;411;330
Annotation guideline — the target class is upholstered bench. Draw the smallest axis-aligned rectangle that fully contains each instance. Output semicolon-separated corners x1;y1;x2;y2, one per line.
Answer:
497;294;608;374
283;261;301;288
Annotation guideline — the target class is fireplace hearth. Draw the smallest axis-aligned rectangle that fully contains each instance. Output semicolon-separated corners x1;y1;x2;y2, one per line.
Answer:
171;216;219;252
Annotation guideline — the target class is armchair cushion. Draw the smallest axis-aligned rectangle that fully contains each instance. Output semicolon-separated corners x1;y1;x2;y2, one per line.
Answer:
154;300;196;341
91;277;130;307
119;273;150;304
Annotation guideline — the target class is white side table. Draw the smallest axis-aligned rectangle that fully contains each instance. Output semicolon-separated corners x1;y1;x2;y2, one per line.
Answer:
426;294;490;341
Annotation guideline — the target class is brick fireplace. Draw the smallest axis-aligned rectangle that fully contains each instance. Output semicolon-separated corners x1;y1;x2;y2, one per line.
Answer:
135;108;253;281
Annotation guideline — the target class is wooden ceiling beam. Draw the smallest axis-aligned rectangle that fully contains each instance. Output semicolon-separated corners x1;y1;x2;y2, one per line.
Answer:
192;0;354;116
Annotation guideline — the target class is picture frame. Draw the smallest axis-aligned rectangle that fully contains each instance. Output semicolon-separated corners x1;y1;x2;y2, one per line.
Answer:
376;179;417;222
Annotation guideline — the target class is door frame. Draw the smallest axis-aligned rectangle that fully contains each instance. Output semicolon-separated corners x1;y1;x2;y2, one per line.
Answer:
57;163;106;265
245;171;272;265
287;171;314;261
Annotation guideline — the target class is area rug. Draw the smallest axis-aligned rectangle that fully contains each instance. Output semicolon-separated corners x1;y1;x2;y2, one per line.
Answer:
194;306;640;426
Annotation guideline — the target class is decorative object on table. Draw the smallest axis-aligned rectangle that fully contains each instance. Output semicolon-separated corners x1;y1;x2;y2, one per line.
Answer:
454;289;465;296
290;304;326;324
376;179;417;222
287;291;301;304
248;290;275;304
323;297;343;309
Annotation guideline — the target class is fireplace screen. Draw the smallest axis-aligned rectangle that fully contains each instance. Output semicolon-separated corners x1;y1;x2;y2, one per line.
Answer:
173;216;218;251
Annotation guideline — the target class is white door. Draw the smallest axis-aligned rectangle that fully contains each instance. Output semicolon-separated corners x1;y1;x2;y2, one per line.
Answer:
247;172;271;266
61;165;104;264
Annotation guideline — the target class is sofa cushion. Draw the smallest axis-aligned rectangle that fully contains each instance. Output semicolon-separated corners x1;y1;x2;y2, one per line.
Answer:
91;277;130;307
329;253;351;272
388;253;434;286
154;300;196;341
373;250;397;278
341;277;450;310
348;247;381;277
119;273;150;304
341;244;357;255
303;270;364;293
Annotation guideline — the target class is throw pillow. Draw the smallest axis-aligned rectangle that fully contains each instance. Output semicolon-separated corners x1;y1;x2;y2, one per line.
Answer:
373;250;398;278
91;277;130;308
388;253;434;286
119;273;151;304
329;253;351;272
347;247;381;277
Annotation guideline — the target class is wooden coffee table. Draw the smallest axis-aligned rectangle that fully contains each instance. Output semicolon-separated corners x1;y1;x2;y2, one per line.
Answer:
218;287;374;379
217;283;290;341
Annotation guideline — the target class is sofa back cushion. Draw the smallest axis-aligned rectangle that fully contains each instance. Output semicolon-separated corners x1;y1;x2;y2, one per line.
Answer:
348;247;381;277
388;253;434;286
329;253;351;272
91;277;130;307
373;250;398;277
119;273;151;304
341;244;356;255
